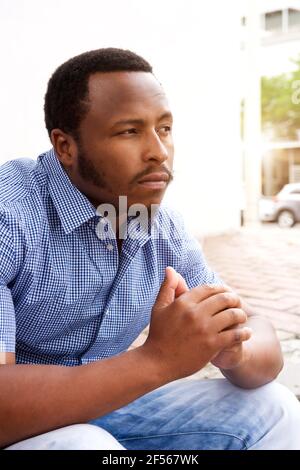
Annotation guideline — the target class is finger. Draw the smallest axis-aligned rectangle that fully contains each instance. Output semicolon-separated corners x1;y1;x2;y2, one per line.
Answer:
191;291;242;319
175;272;189;298
212;308;247;332
154;266;179;309
180;284;231;304
218;327;253;349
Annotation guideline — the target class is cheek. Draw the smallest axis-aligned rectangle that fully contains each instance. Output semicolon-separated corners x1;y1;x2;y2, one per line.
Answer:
109;149;140;180
91;141;141;187
107;162;135;187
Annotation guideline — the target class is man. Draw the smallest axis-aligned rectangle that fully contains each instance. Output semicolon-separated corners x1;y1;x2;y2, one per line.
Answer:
1;48;300;450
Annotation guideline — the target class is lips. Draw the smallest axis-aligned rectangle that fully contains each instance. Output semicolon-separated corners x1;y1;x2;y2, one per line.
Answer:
138;172;169;184
137;172;169;190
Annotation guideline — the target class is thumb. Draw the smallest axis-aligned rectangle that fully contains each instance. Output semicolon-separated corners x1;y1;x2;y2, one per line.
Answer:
155;266;179;309
175;272;189;298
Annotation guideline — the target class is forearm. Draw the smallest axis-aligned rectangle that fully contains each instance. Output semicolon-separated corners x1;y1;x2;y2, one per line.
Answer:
0;346;166;448
221;316;283;389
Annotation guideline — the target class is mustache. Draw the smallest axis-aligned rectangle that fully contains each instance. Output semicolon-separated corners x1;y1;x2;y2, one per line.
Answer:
131;166;174;185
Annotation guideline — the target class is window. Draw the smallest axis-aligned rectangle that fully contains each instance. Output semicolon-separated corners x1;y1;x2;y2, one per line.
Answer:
265;10;282;33
288;8;300;31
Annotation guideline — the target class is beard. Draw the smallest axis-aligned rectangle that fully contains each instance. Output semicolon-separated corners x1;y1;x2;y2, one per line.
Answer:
76;141;173;214
77;146;110;191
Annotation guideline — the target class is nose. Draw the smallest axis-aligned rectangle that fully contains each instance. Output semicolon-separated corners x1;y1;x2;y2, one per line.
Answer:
142;130;170;164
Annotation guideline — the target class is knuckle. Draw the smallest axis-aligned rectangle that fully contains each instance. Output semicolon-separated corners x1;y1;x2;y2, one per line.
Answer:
198;317;209;334
233;329;241;342
228;308;246;323
197;284;225;297
204;333;215;349
185;307;197;321
220;292;239;308
181;304;198;323
220;292;233;308
239;309;247;322
227;308;237;322
188;309;207;333
175;296;187;309
192;285;214;300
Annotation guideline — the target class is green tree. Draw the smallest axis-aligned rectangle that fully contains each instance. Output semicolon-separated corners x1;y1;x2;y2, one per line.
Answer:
261;55;300;140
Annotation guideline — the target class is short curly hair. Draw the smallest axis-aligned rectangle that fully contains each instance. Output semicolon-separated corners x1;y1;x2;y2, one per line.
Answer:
44;48;153;141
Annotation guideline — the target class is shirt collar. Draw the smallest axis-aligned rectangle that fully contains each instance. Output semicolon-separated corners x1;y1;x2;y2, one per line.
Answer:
39;148;97;234
38;148;156;245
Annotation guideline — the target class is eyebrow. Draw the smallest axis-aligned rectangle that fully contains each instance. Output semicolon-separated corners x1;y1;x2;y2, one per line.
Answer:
111;111;173;128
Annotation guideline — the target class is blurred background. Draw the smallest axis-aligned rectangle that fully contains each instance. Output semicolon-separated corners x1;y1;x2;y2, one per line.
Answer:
1;0;300;394
1;0;299;235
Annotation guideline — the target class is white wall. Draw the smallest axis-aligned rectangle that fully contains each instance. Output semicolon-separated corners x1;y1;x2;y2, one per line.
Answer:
0;0;242;236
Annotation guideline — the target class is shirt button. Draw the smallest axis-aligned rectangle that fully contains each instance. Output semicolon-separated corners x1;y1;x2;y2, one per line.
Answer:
106;244;114;251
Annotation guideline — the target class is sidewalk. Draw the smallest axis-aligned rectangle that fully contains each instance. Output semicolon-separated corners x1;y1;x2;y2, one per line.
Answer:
130;224;300;397
199;223;300;397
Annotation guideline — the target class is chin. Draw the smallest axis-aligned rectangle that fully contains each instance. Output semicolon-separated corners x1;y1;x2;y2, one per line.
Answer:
139;196;164;209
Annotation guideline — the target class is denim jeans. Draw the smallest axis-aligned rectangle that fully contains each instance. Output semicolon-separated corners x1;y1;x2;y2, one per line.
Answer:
6;378;300;450
90;378;300;450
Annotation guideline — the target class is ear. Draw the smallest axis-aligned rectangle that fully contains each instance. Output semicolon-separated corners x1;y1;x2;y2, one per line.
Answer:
50;129;78;169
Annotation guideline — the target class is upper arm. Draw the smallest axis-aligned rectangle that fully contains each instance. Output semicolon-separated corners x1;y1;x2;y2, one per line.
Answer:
0;210;17;360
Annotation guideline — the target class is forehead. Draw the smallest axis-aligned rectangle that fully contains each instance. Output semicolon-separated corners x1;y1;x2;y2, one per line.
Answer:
85;71;170;124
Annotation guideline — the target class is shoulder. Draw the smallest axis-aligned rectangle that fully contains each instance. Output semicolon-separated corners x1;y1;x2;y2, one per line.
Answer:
0;156;48;249
0;157;46;207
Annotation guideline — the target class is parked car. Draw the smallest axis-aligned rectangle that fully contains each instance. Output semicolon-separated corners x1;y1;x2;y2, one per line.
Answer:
259;183;300;228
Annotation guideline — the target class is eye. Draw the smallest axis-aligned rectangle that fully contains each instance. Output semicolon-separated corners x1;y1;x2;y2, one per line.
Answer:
119;128;137;135
158;125;172;134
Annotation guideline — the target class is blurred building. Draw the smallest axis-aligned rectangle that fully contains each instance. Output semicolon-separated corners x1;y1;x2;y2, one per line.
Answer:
242;2;300;75
242;0;300;202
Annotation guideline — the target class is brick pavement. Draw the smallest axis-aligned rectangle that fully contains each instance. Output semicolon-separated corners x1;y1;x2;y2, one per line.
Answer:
129;224;300;396
199;224;300;396
202;225;300;336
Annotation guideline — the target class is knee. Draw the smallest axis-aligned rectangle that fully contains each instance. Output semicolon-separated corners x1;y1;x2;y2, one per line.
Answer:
258;381;300;415
6;424;125;450
244;380;300;434
244;381;300;449
47;424;125;450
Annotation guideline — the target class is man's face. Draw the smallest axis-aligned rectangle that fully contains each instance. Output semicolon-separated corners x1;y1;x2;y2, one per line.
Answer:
70;71;174;211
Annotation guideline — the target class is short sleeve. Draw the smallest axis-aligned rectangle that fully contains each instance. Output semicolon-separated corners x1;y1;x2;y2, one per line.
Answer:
0;210;17;353
179;232;224;289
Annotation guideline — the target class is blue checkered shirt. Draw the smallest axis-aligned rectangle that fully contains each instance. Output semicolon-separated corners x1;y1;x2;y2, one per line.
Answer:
0;149;221;366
